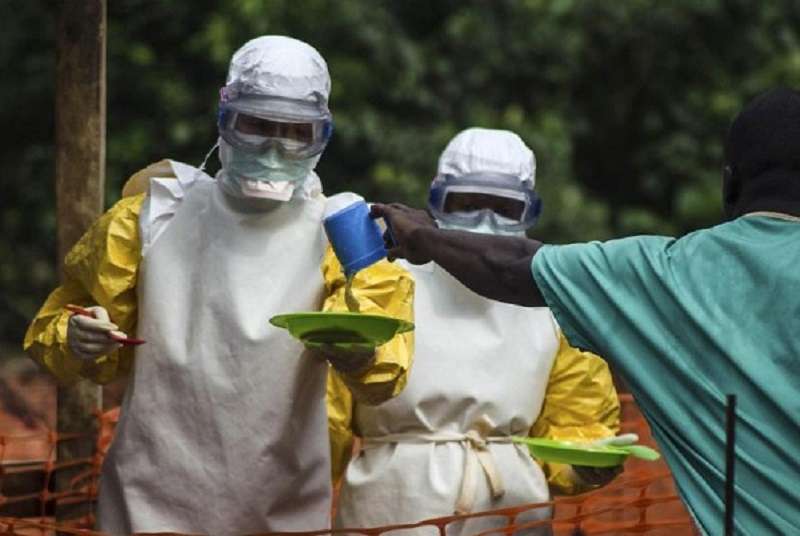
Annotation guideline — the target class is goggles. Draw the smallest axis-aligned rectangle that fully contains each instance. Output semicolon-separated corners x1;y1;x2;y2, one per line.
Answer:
218;90;333;160
428;172;542;231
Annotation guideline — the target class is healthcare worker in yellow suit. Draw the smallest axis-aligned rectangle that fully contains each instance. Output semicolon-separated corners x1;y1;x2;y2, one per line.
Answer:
329;128;620;535
25;36;413;535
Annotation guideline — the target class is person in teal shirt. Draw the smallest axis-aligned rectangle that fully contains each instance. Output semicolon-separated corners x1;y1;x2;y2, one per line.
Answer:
370;87;800;535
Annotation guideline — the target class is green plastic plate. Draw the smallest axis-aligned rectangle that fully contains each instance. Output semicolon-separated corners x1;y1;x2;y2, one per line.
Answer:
270;312;414;348
512;437;659;467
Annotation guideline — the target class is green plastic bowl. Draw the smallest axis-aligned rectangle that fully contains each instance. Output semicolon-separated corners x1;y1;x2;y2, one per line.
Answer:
512;437;640;467
270;312;414;348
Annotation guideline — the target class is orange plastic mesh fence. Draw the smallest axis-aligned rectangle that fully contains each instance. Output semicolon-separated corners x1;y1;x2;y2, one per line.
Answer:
0;395;698;535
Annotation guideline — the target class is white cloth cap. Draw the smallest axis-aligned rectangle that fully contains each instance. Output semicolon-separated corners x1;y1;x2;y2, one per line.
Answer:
217;36;330;201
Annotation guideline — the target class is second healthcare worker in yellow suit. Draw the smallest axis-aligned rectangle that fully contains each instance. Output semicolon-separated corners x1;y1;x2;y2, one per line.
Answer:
329;128;620;535
24;36;413;535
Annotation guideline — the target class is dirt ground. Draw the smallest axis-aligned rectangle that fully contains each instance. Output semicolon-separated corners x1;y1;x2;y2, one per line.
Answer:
0;349;55;462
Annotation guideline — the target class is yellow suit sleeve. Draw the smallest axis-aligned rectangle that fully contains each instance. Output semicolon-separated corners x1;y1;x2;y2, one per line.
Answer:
23;194;145;385
321;246;415;406
530;331;621;495
323;247;414;482
327;369;355;483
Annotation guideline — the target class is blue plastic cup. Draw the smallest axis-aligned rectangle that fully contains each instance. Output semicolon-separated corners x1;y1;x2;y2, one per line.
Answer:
324;199;388;276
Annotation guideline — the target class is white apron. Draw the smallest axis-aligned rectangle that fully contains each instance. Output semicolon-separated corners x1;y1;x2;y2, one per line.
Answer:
336;262;559;536
97;163;330;535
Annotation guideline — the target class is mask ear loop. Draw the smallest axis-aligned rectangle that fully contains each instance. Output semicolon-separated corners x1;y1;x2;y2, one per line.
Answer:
183;139;221;186
198;140;220;173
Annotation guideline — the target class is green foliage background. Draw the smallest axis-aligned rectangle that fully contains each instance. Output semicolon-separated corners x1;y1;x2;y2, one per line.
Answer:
3;0;800;346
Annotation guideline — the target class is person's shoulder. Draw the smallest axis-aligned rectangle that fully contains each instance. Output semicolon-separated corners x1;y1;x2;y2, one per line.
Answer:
121;159;215;202
103;192;147;225
134;160;216;255
166;160;215;188
64;193;145;269
121;159;176;197
541;234;676;261
665;219;746;257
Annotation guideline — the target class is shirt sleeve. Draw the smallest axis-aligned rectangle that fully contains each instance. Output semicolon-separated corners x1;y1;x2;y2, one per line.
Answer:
530;330;621;495
23;195;145;385
531;237;676;366
320;246;415;406
326;368;355;483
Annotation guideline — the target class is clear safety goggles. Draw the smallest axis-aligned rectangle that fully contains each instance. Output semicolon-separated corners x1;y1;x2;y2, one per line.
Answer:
428;172;542;231
218;92;333;160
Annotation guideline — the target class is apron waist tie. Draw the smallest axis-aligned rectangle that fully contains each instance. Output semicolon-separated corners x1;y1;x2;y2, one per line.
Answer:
361;415;518;515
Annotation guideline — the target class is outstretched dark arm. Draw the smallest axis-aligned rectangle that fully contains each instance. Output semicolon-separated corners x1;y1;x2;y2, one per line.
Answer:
372;203;547;307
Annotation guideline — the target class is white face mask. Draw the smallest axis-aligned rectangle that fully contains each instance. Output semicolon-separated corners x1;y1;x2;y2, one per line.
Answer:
437;212;527;237
218;139;316;201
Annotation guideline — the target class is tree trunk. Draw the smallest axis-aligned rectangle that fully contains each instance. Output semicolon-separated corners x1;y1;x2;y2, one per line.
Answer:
54;0;106;526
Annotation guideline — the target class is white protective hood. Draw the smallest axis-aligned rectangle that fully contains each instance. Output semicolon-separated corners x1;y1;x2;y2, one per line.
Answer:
217;35;331;200
433;128;538;236
225;35;331;103
437;127;536;185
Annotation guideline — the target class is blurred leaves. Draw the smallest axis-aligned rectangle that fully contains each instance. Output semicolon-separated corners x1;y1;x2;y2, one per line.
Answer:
3;0;800;344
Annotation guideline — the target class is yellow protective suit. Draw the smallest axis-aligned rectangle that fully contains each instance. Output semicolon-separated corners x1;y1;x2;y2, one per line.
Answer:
328;331;619;496
528;336;620;494
24;169;414;405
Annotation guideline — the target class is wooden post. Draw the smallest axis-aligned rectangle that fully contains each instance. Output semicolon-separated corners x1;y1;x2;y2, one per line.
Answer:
54;0;106;524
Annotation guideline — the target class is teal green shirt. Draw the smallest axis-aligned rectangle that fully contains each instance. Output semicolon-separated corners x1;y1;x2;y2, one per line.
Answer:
532;214;800;535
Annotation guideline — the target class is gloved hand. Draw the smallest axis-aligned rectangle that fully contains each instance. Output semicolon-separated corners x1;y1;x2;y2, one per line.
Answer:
572;433;638;487
67;306;123;361
312;343;376;375
592;433;639;447
572;464;624;487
